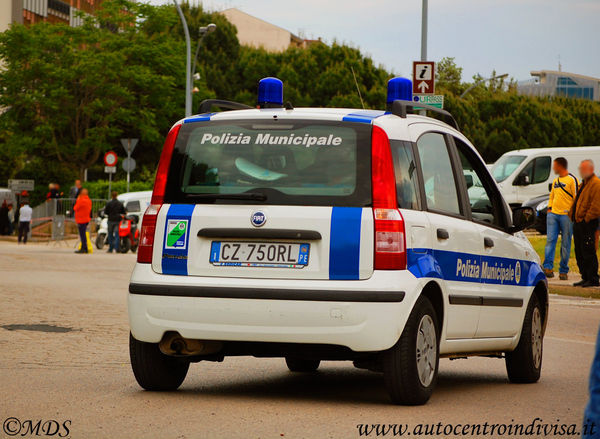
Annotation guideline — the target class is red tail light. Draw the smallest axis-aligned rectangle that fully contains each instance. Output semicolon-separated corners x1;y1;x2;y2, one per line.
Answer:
137;124;181;264
371;125;406;270
137;204;161;263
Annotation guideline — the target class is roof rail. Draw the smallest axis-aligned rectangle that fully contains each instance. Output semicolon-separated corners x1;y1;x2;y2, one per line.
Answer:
198;99;253;114
389;100;459;130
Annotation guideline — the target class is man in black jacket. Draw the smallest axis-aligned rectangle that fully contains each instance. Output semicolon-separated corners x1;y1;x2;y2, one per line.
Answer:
104;191;125;253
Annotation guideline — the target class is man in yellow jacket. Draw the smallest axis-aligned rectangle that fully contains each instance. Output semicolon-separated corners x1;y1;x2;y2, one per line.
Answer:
543;157;578;280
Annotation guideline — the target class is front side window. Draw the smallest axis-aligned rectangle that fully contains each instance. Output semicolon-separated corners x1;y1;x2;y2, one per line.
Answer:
390;141;420;210
165;120;372;206
515;156;551;185
416;133;461;216
455;139;504;227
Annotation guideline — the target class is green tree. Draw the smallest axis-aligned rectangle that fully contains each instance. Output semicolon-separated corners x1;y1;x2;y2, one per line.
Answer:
0;0;185;181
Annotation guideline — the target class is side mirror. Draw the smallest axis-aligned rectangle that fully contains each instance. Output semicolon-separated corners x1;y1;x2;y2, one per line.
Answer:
513;173;530;186
509;206;536;233
464;174;474;189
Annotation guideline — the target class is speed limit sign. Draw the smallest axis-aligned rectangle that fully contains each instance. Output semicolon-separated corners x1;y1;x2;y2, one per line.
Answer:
104;151;118;167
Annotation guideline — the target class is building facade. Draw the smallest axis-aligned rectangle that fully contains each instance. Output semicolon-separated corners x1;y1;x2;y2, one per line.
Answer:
221;8;305;52
518;70;600;102
0;0;102;30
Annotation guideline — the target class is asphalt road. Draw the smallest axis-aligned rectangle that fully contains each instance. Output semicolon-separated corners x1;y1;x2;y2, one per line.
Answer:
0;241;598;438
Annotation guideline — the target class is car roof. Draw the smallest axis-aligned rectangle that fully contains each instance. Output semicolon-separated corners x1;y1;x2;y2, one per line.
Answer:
502;146;600;156
177;107;455;129
117;191;152;202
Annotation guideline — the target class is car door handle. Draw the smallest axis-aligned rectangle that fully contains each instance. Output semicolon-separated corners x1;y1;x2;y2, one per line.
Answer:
484;237;495;248
436;228;450;240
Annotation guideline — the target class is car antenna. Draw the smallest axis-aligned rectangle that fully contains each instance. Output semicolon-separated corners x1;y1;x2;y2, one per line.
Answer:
350;66;365;109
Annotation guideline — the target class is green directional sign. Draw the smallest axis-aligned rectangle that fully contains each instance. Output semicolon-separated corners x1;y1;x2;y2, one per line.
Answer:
413;94;444;109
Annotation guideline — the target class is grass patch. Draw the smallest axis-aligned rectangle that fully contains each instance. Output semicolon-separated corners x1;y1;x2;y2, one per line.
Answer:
527;234;600;274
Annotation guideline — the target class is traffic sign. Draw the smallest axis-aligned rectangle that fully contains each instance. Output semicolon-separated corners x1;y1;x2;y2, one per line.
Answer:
412;61;435;95
8;179;34;191
104;166;117;174
122;157;136;173
104;151;118;167
120;138;139;154
413;94;444;109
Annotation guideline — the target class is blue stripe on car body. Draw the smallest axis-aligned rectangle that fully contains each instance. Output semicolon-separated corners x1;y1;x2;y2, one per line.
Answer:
342;110;386;124
407;248;545;287
162;204;195;275
329;207;362;280
183;113;215;123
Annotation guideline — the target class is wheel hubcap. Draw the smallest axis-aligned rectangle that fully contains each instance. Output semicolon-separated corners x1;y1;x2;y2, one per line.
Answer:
416;315;437;387
531;307;542;369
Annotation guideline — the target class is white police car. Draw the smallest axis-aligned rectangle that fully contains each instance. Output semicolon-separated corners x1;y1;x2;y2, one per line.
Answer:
128;77;547;405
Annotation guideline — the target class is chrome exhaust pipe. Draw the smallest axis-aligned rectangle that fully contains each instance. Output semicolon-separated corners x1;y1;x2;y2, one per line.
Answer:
159;331;222;357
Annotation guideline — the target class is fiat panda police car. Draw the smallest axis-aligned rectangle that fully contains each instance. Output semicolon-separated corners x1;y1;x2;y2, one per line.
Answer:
128;77;546;405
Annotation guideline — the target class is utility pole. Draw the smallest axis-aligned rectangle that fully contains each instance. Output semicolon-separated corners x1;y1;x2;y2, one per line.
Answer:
173;0;192;117
419;0;428;115
421;0;428;62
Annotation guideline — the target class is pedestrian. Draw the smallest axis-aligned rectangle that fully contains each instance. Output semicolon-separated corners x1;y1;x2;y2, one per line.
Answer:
0;201;9;235
69;179;82;200
583;325;600;439
542;157;578;280
103;191;125;253
17;201;32;244
570;159;600;288
7;204;14;235
74;188;92;254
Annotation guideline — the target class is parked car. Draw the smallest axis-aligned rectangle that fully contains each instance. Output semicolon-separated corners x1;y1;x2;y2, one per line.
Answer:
522;194;549;235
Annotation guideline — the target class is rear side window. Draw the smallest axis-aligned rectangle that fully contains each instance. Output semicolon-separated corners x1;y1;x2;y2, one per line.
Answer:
390;140;420;210
165;120;372;206
125;200;140;212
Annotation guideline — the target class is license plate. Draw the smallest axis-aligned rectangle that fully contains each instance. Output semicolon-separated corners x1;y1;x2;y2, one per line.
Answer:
209;242;310;268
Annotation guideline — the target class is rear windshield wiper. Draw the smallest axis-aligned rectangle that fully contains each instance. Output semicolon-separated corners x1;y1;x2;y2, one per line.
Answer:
184;193;267;201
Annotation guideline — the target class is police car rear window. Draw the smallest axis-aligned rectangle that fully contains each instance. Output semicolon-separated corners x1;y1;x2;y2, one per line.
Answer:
164;120;372;206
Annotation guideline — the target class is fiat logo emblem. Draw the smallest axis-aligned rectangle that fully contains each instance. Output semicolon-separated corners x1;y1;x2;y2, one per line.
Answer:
251;211;266;227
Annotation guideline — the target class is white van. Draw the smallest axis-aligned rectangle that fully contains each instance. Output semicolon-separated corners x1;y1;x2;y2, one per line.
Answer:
490;147;600;206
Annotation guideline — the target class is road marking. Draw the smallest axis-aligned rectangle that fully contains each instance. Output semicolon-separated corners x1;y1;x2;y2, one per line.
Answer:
546;336;596;346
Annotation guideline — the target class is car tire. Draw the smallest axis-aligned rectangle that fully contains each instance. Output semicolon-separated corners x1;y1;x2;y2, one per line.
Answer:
505;294;543;383
95;233;106;250
382;295;439;405
129;333;189;391
285;357;320;372
120;237;131;253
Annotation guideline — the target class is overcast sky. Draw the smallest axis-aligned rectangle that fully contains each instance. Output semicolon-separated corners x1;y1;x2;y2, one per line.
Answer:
146;0;600;82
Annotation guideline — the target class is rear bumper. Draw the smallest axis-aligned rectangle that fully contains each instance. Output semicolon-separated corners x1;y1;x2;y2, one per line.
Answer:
128;263;420;352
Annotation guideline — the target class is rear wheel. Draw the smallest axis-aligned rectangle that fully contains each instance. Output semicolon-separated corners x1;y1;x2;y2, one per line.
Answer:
505;294;543;383
129;333;189;391
95;233;106;250
285;357;320;372
120;237;131;253
382;296;439;405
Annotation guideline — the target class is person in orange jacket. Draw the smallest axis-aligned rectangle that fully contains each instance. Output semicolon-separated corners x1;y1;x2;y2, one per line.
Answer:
73;188;92;254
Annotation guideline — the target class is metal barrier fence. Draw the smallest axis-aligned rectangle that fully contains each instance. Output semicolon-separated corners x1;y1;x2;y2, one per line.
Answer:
30;198;107;240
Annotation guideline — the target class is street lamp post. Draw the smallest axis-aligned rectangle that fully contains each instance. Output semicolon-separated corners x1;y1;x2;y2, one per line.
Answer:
172;0;192;117
460;73;509;98
191;23;217;84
